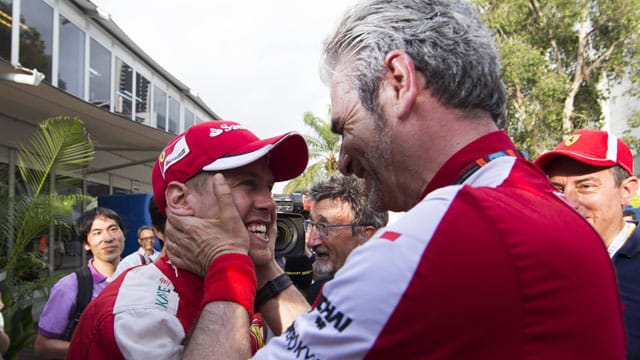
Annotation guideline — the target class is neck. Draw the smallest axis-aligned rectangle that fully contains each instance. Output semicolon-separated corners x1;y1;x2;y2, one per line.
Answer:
92;258;118;278
396;107;498;209
601;219;628;248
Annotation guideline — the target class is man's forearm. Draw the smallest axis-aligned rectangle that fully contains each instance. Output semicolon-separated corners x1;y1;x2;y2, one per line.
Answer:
258;284;310;336
183;301;251;359
34;333;69;359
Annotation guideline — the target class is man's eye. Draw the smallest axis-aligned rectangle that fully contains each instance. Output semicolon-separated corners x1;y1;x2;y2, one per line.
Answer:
578;184;596;191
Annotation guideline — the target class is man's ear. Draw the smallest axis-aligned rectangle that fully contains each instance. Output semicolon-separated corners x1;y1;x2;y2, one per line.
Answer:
381;50;419;119
621;176;639;206
165;181;196;216
360;226;378;243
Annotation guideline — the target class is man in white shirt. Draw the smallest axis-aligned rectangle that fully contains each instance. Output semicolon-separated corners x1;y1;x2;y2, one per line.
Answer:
113;225;159;277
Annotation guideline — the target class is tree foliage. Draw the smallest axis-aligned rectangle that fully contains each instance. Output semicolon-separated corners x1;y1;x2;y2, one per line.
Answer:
283;110;341;193
473;0;640;157
0;116;94;358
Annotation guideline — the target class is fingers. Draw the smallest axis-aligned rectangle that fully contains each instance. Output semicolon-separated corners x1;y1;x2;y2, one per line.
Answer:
211;173;241;220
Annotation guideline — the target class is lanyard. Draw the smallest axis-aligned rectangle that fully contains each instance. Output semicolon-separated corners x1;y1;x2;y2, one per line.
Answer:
455;149;529;185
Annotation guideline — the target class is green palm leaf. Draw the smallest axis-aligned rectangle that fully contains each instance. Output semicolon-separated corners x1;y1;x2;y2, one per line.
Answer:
282;110;341;193
1;116;94;285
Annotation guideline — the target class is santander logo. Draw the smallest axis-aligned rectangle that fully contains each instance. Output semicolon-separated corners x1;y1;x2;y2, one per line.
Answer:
209;123;245;137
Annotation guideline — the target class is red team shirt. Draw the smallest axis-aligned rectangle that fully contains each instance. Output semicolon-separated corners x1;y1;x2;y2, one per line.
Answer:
255;131;625;359
68;131;625;359
67;256;266;359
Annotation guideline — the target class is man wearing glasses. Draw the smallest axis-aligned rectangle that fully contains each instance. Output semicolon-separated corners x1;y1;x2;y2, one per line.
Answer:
113;225;160;278
304;175;388;304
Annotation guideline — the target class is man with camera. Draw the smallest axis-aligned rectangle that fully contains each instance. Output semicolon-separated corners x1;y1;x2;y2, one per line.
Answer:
304;175;388;304
66;120;310;359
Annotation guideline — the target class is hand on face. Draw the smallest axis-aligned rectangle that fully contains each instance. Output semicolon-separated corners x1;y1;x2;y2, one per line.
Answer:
165;173;251;277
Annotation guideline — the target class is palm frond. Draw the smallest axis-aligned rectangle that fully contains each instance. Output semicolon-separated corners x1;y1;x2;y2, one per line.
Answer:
5;117;95;286
18;116;94;197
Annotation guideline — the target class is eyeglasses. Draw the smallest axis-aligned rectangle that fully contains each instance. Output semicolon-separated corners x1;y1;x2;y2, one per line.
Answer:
304;220;359;238
139;236;155;241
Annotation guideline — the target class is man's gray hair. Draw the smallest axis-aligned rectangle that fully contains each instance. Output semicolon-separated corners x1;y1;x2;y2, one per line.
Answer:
307;174;388;233
321;0;506;125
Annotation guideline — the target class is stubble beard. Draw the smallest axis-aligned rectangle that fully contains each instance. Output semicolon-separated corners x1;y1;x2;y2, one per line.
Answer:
366;111;393;212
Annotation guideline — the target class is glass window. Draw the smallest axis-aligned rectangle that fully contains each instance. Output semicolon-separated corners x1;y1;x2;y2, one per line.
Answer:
168;96;180;134
0;0;11;60
184;108;195;129
114;57;133;117
58;16;85;98
196;116;203;124
19;0;53;83
135;73;150;123
153;86;167;131
89;39;111;110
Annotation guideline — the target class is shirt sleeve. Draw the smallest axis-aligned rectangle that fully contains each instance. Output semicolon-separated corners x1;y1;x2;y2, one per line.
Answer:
113;253;141;279
38;273;77;338
114;308;185;359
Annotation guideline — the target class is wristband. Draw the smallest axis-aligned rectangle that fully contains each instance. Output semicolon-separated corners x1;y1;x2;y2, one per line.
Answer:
254;273;294;309
201;253;257;316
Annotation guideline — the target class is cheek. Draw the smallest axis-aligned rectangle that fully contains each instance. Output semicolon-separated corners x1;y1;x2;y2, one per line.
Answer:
232;193;252;219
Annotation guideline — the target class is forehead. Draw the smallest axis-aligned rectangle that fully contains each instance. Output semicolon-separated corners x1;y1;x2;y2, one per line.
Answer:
221;157;274;183
311;198;353;220
91;216;118;230
546;157;614;180
329;67;358;118
139;229;154;236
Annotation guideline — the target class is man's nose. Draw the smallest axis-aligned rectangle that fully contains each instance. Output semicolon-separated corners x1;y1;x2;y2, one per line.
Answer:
306;227;323;248
256;189;276;212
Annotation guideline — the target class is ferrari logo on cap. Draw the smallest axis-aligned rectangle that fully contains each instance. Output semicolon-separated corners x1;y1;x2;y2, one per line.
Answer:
564;134;581;147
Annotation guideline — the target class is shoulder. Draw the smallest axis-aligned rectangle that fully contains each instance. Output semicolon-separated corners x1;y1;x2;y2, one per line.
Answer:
113;263;180;315
50;271;79;295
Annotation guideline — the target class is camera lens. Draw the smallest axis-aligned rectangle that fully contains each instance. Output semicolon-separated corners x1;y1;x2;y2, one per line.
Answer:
275;213;305;257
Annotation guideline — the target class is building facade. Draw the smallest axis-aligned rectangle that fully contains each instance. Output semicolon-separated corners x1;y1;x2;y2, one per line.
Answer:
0;0;220;272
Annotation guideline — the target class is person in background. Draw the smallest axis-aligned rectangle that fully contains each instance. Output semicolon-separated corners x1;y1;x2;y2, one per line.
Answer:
304;174;388;304
535;129;640;359
164;0;626;358
66;120;309;359
35;207;124;359
148;196;166;249
112;225;160;278
624;209;637;223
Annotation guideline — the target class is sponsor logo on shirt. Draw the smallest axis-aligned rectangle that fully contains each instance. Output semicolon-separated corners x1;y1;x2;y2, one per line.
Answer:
155;277;173;309
314;295;352;332
284;323;319;359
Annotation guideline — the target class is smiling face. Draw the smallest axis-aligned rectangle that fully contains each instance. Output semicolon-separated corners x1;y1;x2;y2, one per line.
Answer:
84;215;125;266
330;70;397;212
546;157;637;246
306;198;363;275
138;228;156;254
188;157;277;267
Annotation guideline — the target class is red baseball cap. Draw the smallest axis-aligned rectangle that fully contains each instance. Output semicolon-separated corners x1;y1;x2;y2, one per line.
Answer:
534;129;634;175
152;120;309;214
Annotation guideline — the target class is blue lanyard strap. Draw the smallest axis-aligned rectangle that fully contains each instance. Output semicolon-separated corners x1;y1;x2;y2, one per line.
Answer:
455;149;529;185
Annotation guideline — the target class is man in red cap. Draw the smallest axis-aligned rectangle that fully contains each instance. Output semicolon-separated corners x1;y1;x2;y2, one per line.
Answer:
66;120;310;359
535;129;640;359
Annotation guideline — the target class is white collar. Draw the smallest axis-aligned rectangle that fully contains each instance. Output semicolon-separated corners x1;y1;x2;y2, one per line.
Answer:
607;222;635;258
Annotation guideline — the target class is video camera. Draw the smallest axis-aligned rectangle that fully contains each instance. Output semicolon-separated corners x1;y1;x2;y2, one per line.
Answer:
273;192;307;258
